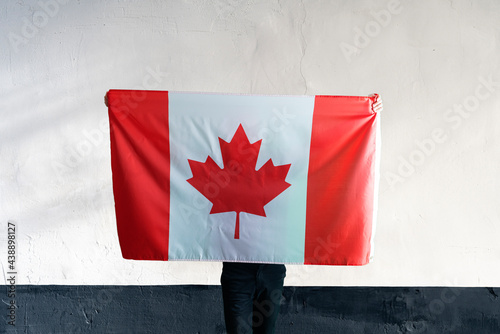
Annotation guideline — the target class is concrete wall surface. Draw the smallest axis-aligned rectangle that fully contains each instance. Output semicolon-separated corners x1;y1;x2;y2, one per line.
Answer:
5;285;500;334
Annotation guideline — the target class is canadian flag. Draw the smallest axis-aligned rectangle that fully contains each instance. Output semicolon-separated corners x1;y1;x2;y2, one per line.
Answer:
107;90;381;265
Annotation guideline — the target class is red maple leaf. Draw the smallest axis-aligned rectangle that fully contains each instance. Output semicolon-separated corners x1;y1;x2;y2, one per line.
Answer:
187;124;291;239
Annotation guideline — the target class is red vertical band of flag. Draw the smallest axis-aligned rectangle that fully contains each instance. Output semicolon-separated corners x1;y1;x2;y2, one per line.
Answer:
305;96;377;265
108;90;170;260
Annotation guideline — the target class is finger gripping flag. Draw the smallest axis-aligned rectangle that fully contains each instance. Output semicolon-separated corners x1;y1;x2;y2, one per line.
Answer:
107;90;381;265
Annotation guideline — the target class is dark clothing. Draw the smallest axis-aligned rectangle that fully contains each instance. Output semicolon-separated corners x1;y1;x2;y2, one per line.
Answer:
221;262;286;334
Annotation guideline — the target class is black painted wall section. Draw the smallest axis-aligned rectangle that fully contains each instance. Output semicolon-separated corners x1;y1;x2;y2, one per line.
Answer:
2;285;500;333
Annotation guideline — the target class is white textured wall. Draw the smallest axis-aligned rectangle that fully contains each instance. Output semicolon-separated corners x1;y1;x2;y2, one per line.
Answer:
1;0;499;286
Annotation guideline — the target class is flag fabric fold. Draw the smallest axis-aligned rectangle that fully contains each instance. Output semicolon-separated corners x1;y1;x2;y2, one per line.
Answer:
107;90;380;265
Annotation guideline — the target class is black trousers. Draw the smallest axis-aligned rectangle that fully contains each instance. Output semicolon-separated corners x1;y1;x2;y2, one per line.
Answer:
221;262;286;334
